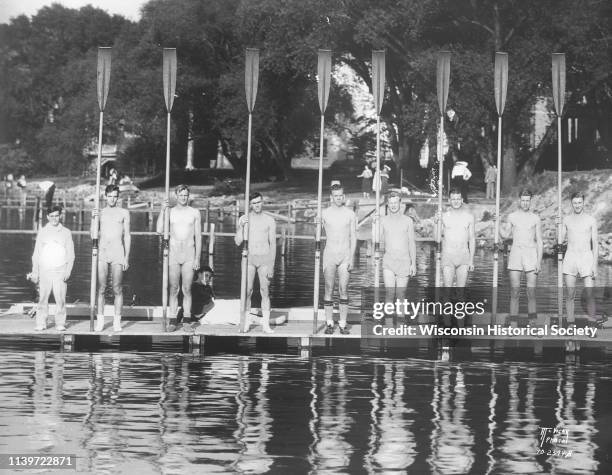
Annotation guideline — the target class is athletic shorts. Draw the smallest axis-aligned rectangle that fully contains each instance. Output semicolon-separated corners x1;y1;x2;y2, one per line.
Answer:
99;243;125;266
323;249;351;271
383;253;412;277
441;247;470;269
169;239;195;266
563;250;594;278
508;246;538;272
249;253;273;274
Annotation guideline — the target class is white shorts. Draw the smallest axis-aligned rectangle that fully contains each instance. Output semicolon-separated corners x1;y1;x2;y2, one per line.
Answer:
508;246;538;272
563;250;594;278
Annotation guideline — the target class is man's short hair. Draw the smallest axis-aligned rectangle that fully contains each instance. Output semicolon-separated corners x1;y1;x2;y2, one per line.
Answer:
330;184;344;194
249;191;262;202
519;189;533;198
47;205;63;215
105;184;120;195
198;265;214;275
570;192;585;201
175;184;189;194
449;187;462;197
387;191;401;200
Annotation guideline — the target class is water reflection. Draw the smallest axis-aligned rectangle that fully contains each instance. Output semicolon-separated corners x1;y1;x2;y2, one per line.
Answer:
0;353;610;473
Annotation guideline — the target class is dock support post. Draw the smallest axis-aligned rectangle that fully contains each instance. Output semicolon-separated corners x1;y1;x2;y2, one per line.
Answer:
281;228;287;256
148;202;154;227
190;335;203;355
299;336;311;358
208;223;216;256
61;334;75;352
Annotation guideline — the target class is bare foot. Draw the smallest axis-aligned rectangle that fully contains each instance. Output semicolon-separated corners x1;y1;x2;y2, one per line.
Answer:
262;325;274;334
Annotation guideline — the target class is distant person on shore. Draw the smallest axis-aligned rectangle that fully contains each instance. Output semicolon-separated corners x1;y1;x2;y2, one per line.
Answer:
30;205;75;331
234;192;277;333
357;164;373;198
91;184;131;332
500;189;543;321
322;184;356;334
451;160;472;203
107;168;118;186
157;184;202;328
485;164;497;200
380;191;416;314
561;192;601;325
436;188;475;287
404;203;423;234
17;175;27;206
38;180;56;209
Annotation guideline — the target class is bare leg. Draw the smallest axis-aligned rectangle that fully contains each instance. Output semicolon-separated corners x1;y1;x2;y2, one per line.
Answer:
396;276;409;318
258;266;273;333
442;266;455;287
583;276;596;319
180;262;194;320
323;264;336;325
168;263;182;319
383;268;396;317
246;264;256;328
111;263;123;330
526;271;537;316
564;274;577;321
96;261;109;330
455;265;469;287
338;263;350;328
509;270;521;316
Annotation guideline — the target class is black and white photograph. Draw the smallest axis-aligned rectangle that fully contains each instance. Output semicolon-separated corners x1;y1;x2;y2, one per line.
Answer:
0;0;611;473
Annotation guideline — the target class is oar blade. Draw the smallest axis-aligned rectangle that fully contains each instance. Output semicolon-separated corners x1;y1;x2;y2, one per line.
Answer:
436;51;451;115
494;52;508;116
317;49;332;114
245;48;260;113
96;47;111;112
552;53;566;116
372;50;385;115
163;48;177;113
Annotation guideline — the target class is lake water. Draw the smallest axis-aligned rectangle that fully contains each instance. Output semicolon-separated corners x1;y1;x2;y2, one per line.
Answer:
1;206;611;474
0;350;610;473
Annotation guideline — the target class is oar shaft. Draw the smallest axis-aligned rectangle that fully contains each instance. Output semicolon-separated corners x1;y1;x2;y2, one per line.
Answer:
90;110;104;331
374;115;381;288
493;116;502;288
239;113;253;332
557;116;563;301
161;112;171;332
313;114;325;334
435;115;445;287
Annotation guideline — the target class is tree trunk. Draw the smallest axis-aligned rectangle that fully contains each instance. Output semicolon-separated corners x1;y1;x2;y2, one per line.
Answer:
185;109;195;170
502;134;517;192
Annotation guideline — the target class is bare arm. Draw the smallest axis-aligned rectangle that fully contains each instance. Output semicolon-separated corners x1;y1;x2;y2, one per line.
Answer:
408;218;416;274
268;217;276;269
468;214;476;266
559;216;566;244
90;209;99;239
592;218;598;275
234;214;247;246
535;218;543;267
156;203;167;235
123;210;131;262
194;209;202;263
31;230;41;276
349;212;357;259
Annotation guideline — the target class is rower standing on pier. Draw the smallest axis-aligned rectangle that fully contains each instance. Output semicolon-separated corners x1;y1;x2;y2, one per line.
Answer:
561;192;602;325
91;184;131;331
436;188;475;288
322;184;356;334
380;191;416;316
156;184;202;328
235;192;277;333
499;189;543;322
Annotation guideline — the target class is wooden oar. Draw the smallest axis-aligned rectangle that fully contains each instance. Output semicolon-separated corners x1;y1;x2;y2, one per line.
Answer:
552;53;566;322
313;49;332;335
492;52;508;320
435;52;450;288
239;48;260;333
89;47;111;331
372;50;385;289
161;48;177;332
